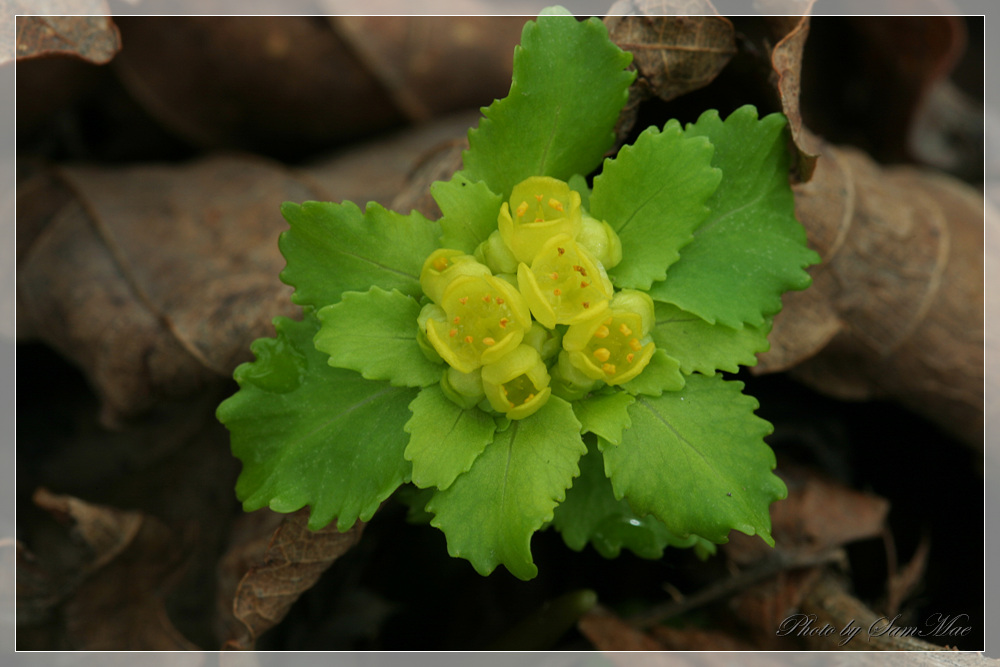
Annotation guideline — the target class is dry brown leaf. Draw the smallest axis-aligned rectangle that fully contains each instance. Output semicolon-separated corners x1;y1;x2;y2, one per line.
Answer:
14;14;120;64
224;509;365;650
331;16;526;123
726;463;890;567
25;489;196;650
605;1;735;103
758;139;984;447
16;115;476;426
767;11;819;181
650;623;759;651
578;604;666;653
110;17;520;156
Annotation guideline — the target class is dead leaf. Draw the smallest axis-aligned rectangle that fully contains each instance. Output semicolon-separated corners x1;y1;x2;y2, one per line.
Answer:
331;16;526;123
224;509;366;650
109;16;520;157
578;604;666;653
605;1;735;103
16;114;476;426
650;623;758;651
14;14;120;65
767;10;820;181
726;463;890;566
755;138;984;447
24;489;196;650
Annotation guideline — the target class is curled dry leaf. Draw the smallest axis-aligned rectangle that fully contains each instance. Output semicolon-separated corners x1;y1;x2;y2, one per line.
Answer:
605;0;735;141
23;489;195;650
759;137;984;448
110;16;521;156
13;13;121;65
16;115;477;426
605;0;735;102
224;509;365;650
723;464;889;647
766;10;820;181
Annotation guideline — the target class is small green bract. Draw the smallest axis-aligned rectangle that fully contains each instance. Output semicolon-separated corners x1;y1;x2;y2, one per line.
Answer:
217;7;820;581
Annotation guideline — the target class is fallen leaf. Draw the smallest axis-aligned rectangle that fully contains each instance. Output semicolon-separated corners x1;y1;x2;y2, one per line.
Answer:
578;604;666;652
605;0;735;103
766;10;820;181
16;114;476;426
759;140;985;447
13;14;120;65
225;509;366;650
109;16;520;157
25;489;196;650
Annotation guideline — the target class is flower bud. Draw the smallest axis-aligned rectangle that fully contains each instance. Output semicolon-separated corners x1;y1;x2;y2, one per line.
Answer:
425;274;532;373
577;214;622;269
440;365;485;409
517;234;613;329
549;349;603;401
498;176;582;264
481;344;552;420
522;321;562;362
420;249;491;304
474;229;519;275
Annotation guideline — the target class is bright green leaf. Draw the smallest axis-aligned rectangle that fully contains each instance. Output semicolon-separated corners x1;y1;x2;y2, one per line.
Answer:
601;374;785;545
404;385;497;490
553;437;708;559
591;121;721;290
621;349;685;397
647;106;821;327
572;390;634;445
315;287;441;388
652;301;771;376
279;201;440;309
218;313;417;531
461;12;634;198
433;175;503;253
426;396;585;580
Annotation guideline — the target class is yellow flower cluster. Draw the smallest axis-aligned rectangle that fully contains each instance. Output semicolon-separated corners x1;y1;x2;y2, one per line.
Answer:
418;176;654;419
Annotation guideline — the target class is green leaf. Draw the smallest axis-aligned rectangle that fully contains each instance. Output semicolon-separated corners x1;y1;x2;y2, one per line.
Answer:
426;396;586;580
404;385;497;490
315;287;441;388
621;349;685;397
279;201;441;309
218;313;417;531
647;106;821;327
601;373;785;545
572;390;634;445
461;12;634;198
433;175;503;253
652;301;771;376
591;121;722;290
553;437;707;559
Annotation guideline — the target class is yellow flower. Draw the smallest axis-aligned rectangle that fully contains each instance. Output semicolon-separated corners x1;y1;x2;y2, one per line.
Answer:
516;234;613;329
425;274;532;373
498;176;582;264
562;290;655;385
481;344;552;420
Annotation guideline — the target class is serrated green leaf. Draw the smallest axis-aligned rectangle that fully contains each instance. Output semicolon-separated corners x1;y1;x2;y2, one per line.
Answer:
426;396;585;580
315;287;441;388
218;313;417;531
461;13;634;198
591;121;722;290
279;201;441;309
621;349;685;397
572;390;634;445
647;106;820;327
652;301;771;376
601;374;785;545
553;437;707;559
404;385;497;490
432;175;503;253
